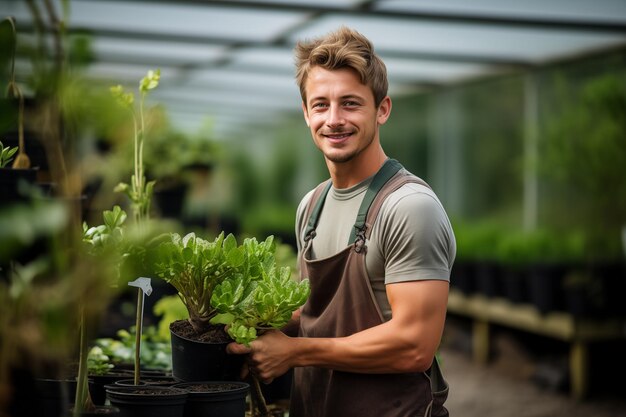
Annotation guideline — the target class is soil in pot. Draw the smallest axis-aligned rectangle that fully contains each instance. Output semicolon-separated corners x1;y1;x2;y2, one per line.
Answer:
106;385;187;417
114;375;177;387
170;320;244;382
173;381;249;417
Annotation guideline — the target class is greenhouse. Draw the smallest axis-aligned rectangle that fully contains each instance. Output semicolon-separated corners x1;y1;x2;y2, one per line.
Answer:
1;1;625;416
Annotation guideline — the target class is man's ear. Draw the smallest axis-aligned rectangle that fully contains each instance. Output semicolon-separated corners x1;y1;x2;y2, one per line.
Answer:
377;96;392;125
302;101;310;127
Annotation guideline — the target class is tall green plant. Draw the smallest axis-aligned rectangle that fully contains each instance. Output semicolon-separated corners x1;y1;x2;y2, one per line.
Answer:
111;69;161;224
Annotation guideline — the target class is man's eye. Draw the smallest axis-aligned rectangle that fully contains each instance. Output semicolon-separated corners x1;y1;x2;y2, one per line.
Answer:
312;103;328;109
344;101;359;107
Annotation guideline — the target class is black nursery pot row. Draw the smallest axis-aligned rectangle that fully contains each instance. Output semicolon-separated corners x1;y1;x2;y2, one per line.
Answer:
25;372;248;417
105;380;249;417
451;260;626;318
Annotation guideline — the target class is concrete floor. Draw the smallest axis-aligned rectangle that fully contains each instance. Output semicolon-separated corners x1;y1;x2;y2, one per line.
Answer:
439;319;626;417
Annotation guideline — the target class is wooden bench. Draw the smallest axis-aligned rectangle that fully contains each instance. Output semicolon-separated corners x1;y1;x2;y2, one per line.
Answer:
446;289;626;399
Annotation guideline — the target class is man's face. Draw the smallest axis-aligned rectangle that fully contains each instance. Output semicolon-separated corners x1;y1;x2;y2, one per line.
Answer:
302;66;390;164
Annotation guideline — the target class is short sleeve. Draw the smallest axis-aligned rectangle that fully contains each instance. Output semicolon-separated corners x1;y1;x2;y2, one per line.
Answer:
367;183;456;285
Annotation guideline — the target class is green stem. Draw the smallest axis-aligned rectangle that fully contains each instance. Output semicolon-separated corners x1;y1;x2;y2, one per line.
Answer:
73;309;88;417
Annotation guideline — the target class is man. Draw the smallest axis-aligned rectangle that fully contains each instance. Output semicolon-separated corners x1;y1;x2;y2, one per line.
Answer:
228;26;456;417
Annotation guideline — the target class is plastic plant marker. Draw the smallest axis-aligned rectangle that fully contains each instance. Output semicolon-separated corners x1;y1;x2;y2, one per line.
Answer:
128;277;153;384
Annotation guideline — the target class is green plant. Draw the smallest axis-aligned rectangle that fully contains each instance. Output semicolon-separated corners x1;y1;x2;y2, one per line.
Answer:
87;346;114;376
0;140;18;167
94;327;172;371
111;69;161;224
211;264;310;346
541;73;626;232
154;232;277;335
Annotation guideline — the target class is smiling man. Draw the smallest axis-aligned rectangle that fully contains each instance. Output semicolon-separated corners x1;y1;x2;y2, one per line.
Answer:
228;26;456;417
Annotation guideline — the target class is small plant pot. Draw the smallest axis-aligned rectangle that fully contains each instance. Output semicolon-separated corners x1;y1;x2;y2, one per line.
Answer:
173;381;249;417
170;321;244;382
528;263;566;314
35;378;77;417
106;385;188;417
89;371;134;406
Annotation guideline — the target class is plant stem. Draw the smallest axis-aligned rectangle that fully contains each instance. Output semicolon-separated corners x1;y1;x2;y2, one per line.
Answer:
73;308;89;417
134;288;143;385
249;375;270;417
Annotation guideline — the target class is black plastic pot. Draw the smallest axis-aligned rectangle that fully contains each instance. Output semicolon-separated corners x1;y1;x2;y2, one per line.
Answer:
528;263;566;314
89;371;134;406
35;378;77;417
474;261;502;298
173;381;249;417
450;261;476;295
500;266;529;304
170;324;243;382
106;386;188;417
0;166;38;207
72;405;121;416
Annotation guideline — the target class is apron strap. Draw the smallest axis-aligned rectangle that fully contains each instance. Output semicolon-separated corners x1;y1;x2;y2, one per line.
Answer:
348;158;404;245
303;180;332;242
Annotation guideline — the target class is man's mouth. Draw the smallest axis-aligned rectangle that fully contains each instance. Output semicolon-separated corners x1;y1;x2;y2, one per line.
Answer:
323;132;352;142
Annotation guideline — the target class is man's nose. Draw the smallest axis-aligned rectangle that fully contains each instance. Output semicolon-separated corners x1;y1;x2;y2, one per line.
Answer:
326;105;345;128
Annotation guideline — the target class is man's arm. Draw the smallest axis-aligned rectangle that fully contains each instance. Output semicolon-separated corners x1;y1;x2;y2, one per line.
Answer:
228;279;448;382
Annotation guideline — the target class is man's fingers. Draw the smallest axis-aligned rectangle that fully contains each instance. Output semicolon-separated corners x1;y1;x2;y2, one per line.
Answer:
226;342;252;355
240;361;250;380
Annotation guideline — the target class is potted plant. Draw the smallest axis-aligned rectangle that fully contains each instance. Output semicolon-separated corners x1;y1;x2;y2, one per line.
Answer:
153;232;270;382
142;128;218;219
154;232;310;417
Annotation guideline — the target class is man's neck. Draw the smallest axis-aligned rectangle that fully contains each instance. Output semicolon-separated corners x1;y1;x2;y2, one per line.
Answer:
327;148;388;189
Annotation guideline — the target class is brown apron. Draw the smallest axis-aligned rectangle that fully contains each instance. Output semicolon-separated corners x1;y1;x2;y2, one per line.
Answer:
290;159;449;417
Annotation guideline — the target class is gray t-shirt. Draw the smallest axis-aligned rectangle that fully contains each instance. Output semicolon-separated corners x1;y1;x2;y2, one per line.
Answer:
295;169;456;320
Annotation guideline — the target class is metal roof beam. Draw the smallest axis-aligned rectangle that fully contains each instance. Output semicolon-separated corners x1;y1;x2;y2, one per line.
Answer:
93;0;626;34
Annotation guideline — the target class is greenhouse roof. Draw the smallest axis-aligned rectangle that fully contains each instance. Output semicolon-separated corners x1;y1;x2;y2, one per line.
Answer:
4;0;626;138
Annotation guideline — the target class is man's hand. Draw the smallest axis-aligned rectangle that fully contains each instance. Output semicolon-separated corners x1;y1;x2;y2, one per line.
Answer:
227;330;295;384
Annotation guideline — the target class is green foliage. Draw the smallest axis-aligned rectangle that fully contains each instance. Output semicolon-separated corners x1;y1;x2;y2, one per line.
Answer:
452;220;503;262
153;294;188;341
541;73;626;230
87;346;114;376
93;326;172;371
154;232;309;342
0;140;18;167
211;264;310;346
154;232;247;334
82;205;127;251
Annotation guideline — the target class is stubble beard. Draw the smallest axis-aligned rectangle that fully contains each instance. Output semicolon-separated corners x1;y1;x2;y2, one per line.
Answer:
320;131;375;164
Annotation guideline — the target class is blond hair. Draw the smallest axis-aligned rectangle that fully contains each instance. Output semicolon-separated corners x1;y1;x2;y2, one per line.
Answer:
294;26;388;107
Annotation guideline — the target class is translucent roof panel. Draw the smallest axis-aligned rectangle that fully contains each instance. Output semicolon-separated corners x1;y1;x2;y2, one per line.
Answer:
291;14;626;64
228;47;297;73
4;0;626;138
69;0;308;42
88;38;227;66
376;0;626;25
382;57;490;84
